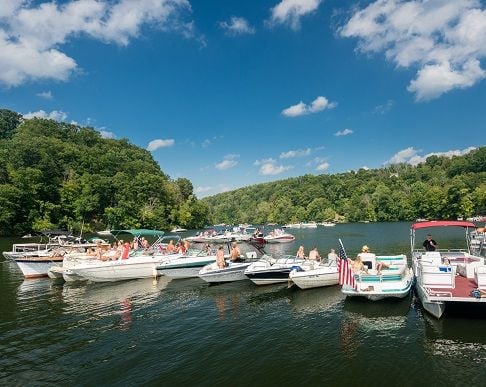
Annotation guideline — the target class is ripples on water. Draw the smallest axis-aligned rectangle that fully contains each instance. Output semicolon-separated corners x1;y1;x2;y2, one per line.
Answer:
1;223;486;386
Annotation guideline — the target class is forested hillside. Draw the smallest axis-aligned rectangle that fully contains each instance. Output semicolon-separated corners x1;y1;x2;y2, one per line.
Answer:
0;109;210;236
202;147;486;224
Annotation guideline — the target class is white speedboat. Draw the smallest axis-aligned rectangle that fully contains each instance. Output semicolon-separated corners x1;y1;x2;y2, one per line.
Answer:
411;220;486;319
156;249;218;279
244;255;305;285
341;253;413;301
263;229;295;243
198;252;258;283
299;222;318;229
171;227;187;233
289;260;339;290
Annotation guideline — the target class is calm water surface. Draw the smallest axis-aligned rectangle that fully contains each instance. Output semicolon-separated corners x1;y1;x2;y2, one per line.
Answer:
1;222;486;386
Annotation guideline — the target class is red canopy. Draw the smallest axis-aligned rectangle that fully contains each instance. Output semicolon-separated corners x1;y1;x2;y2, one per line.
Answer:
411;220;476;230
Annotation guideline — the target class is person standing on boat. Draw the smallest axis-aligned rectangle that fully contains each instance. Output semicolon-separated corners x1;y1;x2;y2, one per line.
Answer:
296;245;305;259
230;242;241;262
422;234;438;251
308;247;321;261
216;245;225;269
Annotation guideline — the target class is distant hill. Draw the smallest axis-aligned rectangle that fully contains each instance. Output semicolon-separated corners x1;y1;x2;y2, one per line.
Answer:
202;147;486;225
0;109;210;236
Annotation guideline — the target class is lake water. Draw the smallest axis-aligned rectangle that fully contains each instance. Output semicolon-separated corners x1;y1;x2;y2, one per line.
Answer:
1;222;486;386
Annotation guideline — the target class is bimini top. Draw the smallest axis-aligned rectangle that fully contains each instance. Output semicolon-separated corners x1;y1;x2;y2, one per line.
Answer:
110;229;165;237
411;220;476;230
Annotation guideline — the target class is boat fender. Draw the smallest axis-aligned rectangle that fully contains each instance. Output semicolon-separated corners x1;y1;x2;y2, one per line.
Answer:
289;265;303;272
471;289;481;299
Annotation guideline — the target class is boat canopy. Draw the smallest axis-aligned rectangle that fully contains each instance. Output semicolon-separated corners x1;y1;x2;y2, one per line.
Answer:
110;229;165;237
411;220;476;230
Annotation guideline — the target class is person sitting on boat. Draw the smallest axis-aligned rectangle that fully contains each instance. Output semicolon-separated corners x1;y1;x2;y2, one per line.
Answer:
308;247;321;261
327;249;338;266
422;234;437;251
296;245;305;259
357;245;375;272
348;256;369;274
230;242;242;262
253;228;263;238
216;245;225;269
141;237;150;250
184;239;191;252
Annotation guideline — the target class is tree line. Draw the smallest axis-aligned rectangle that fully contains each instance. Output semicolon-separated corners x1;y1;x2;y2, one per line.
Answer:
0;109;210;236
202;147;486;225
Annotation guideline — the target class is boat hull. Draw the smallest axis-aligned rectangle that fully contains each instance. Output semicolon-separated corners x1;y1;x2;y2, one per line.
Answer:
71;257;165;282
290;270;339;290
14;258;64;278
157;258;217;279
198;262;251;283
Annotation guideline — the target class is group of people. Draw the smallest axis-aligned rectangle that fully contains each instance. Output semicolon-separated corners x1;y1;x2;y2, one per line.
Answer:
295;245;338;265
216;242;242;269
165;239;190;254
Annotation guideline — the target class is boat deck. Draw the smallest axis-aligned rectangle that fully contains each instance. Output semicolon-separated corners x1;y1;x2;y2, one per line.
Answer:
426;275;486;302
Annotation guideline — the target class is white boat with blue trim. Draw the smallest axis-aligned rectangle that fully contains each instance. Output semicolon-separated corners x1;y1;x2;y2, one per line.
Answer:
341;253;413;301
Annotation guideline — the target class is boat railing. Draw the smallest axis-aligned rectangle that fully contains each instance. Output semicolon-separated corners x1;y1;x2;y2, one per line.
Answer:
417;262;456;289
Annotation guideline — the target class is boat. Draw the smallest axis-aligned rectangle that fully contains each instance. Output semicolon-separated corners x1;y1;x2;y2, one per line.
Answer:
68;229;173;282
411;220;486;319
320;222;336;227
198;252;258;283
156;249;218;279
171;227;188;233
263;228;295;243
289;260;339;289
470;226;486;256
341;252;413;301
299;222;318;229
244;255;305;285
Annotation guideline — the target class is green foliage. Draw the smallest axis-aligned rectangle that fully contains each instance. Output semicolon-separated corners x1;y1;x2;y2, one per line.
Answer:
203;147;486;224
0;110;210;236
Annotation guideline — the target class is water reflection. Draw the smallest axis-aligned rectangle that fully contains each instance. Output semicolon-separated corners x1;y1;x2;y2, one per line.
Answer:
289;285;344;315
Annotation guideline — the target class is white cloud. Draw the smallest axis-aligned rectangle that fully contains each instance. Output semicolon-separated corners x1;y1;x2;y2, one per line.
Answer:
36;90;53;99
0;0;193;87
99;130;116;139
282;95;336;117
195;186;212;194
268;0;323;30
339;0;486;101
24;109;68;121
316;162;330;171
385;146;477;166
219;16;255;35
334;128;353;136
202;139;211;148
280;148;312;159
147;138;175;151
215;154;239;170
255;158;292;175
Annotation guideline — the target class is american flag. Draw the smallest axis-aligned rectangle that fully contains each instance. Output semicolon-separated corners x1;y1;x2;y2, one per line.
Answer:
338;239;356;288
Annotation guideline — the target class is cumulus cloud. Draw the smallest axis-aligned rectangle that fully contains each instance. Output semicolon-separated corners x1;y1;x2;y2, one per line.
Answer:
215;154;239;170
268;0;323;30
316;162;330;171
0;0;193;87
282;96;336;117
339;0;486;101
195;186;212;194
219;16;255;35
147;138;175;151
280;148;312;159
334;128;353;136
254;158;292;175
385;146;477;165
23;109;68;121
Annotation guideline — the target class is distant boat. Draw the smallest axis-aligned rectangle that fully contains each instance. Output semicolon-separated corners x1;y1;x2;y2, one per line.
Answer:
171;227;187;233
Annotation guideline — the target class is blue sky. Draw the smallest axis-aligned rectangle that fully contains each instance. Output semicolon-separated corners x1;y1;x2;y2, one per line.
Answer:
1;0;485;197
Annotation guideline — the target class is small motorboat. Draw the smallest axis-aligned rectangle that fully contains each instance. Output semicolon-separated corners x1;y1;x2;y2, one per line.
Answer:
156;249;218;279
263;229;295;243
198;252;258;283
289;260;339;290
171;227;188;233
244;255;304;285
